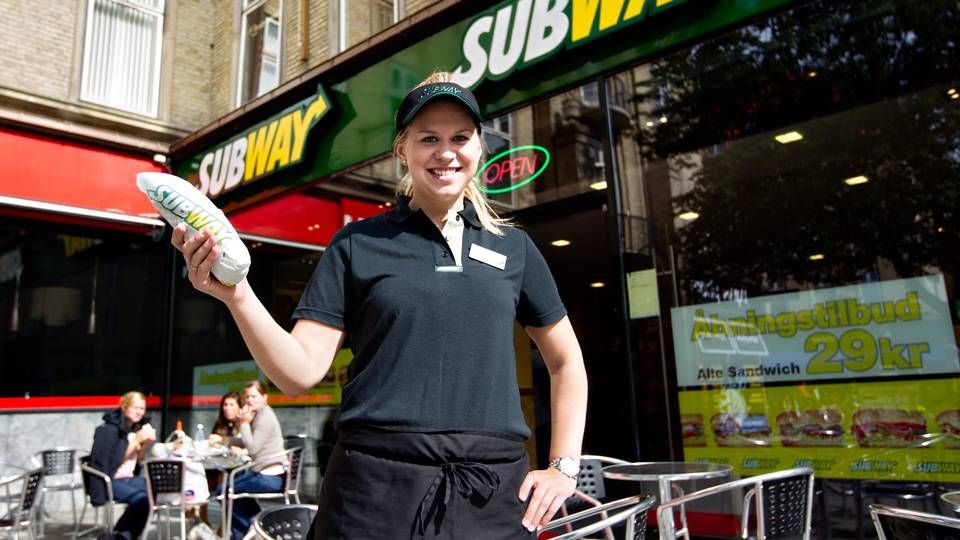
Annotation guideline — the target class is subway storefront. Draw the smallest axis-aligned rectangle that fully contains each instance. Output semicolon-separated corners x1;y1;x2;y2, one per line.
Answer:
166;0;960;493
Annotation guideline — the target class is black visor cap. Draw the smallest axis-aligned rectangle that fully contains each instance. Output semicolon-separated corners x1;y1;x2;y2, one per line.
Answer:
395;82;483;134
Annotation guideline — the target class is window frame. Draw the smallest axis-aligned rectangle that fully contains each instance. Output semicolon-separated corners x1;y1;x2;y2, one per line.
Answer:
336;0;402;53
79;0;166;117
236;0;285;107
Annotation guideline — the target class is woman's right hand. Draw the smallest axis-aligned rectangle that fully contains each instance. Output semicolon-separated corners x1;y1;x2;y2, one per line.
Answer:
208;433;223;446
170;224;247;305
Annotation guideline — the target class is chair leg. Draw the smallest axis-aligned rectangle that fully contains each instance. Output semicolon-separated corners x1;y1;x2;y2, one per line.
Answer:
71;488;78;531
179;508;186;540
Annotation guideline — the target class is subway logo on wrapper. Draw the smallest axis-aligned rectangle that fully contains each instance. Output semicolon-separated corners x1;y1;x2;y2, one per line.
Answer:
136;172;251;286
194;85;331;198
453;0;690;88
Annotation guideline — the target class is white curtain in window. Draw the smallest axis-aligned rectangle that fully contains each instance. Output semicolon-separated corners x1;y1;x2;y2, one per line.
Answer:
81;0;165;117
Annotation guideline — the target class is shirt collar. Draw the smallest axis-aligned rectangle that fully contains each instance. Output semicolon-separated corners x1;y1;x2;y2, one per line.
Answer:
388;195;482;229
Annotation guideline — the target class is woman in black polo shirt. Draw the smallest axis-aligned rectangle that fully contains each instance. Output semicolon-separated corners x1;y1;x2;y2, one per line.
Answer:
173;71;588;539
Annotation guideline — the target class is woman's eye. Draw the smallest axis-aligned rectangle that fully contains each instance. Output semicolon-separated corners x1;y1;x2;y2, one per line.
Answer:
421;136;438;143
453;135;469;142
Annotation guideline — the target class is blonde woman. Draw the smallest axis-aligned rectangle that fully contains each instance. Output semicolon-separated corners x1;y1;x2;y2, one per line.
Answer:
89;391;156;540
173;72;588;539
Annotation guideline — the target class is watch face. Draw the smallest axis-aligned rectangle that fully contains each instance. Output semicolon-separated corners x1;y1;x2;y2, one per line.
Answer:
555;457;579;477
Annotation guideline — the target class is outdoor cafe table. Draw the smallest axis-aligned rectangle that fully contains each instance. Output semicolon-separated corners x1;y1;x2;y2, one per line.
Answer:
199;452;249;540
603;462;734;539
943;491;960;513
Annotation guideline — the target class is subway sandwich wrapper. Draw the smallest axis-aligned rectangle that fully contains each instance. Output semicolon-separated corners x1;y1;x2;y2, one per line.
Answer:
136;172;250;286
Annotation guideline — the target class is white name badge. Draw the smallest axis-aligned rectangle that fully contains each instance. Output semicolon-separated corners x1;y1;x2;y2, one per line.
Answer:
468;243;507;270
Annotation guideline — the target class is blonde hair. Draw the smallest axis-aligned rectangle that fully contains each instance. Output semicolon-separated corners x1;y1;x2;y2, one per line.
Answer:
393;71;512;236
120;391;146;409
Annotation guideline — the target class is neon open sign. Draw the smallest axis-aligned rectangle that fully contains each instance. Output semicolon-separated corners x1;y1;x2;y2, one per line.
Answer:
475;145;551;194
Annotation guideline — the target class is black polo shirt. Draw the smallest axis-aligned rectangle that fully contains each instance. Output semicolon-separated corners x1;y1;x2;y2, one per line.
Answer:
292;197;566;439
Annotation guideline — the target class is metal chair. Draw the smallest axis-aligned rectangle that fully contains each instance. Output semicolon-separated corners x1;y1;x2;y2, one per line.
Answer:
656;467;814;540
0;467;44;540
31;447;83;536
76;455;116;538
143;458;195;540
251;504;317;540
541;495;655;540
560;455;632;540
869;503;960;539
222;447;304;539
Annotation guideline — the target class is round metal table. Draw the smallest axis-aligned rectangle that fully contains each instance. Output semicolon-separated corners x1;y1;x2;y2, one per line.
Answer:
603;462;733;539
943;491;960;513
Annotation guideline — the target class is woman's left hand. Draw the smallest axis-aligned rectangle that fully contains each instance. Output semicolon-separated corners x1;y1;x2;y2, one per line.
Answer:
237;405;255;424
518;468;577;531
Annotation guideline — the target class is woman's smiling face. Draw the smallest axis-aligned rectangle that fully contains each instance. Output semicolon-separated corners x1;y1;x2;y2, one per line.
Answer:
398;100;483;207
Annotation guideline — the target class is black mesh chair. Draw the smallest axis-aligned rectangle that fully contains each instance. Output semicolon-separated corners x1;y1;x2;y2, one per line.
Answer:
76;455;116;538
32;447;83;536
143;459;190;540
656;467;814;540
0;467;44;540
869;503;960;539
560;455;631;540
541;495;655;540
251;504;317;540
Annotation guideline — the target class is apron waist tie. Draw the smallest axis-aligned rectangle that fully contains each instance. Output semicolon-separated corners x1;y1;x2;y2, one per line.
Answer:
416;461;501;536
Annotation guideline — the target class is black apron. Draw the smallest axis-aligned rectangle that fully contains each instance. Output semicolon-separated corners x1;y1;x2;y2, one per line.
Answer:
312;428;536;539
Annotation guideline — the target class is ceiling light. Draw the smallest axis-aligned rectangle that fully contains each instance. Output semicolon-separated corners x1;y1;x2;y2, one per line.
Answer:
948;88;957;95
952;94;959;100
807;71;818;78
808;253;825;261
659;116;668;124
590;181;607;190
844;175;869;186
938;227;945;233
775;131;804;144
590;282;605;288
384;201;393;207
645;121;655;127
551;239;571;247
678;211;700;221
152;154;167;164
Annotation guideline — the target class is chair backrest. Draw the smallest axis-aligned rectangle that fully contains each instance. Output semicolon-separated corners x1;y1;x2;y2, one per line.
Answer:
541;495;655;540
576;458;607;500
9;468;44;523
870;504;960;540
656;468;814;540
253;504;317;540
285;446;305;495
283;434;308;450
758;470;814;539
37;447;77;476
79;455;113;507
144;459;185;507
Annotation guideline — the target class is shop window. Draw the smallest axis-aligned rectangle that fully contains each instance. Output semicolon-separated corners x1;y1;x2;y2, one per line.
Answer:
610;0;960;476
80;0;165;117
335;0;402;52
482;114;516;208
238;0;283;106
0;219;165;396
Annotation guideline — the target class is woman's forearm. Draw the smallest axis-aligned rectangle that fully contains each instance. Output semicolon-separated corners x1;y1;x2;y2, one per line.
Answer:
548;361;588;460
226;282;334;395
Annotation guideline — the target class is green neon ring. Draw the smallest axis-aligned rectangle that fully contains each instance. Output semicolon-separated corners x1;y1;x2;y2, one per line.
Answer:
475;145;551;194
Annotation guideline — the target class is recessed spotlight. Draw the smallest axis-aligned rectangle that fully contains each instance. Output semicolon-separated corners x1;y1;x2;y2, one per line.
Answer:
645;121;655;127
152;153;167;164
775;131;804;144
808;253;825;261
551;239;571;247
659;116;668;124
678;211;700;221
590;282;605;288
948;88;957;96
807;71;818;78
844;175;869;186
590;181;607;190
952;94;959;100
385;201;393;207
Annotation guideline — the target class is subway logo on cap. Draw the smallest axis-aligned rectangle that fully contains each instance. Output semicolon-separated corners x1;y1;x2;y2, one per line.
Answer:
193;85;331;198
453;0;689;89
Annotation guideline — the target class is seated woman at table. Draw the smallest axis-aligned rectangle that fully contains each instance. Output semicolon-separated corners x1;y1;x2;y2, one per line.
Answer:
216;380;286;540
89;391;156;540
208;391;243;450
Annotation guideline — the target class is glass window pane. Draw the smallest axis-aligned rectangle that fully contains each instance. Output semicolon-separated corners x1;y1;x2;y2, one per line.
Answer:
239;0;282;105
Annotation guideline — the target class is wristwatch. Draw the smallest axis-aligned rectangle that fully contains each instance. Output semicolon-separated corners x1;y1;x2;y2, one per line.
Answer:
549;457;580;480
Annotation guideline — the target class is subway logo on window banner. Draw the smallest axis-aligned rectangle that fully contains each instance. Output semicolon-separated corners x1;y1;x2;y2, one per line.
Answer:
193;85;331;198
453;0;690;89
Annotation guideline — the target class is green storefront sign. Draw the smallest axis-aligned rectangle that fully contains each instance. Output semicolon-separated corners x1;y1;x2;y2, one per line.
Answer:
175;0;795;204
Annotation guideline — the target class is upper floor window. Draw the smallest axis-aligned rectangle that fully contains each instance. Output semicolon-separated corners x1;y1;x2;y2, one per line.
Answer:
80;0;165;117
238;0;283;106
336;0;402;52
